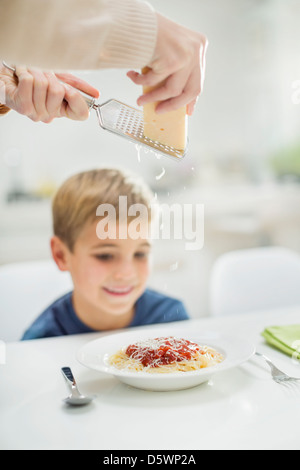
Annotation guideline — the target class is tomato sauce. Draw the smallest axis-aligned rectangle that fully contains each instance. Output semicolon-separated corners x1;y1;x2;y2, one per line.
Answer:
126;336;201;368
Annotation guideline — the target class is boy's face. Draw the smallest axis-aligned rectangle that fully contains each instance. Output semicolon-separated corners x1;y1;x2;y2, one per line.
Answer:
53;220;152;328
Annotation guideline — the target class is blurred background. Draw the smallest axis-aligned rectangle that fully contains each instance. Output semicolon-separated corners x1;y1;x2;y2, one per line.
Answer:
0;0;300;319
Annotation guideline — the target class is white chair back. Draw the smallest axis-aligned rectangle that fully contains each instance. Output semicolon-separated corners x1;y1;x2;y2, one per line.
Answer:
210;247;300;316
0;259;73;342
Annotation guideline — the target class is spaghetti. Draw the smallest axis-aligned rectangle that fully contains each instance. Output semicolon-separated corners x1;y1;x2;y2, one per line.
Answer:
109;336;224;373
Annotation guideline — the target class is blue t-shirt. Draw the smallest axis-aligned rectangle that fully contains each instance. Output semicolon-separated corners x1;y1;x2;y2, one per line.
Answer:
21;289;189;340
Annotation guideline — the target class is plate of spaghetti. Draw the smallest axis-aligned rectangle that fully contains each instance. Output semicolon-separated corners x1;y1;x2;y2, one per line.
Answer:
77;325;255;391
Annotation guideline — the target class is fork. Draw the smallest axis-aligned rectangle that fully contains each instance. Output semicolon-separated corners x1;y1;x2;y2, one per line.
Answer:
255;351;300;387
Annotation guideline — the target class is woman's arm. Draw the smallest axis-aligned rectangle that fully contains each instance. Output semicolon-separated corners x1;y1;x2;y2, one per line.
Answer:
0;0;208;114
0;0;157;70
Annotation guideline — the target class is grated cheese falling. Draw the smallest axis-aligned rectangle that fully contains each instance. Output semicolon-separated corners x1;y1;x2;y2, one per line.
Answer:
155;167;166;181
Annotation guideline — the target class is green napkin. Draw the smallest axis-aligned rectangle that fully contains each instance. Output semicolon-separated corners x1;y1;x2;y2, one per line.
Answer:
262;324;300;360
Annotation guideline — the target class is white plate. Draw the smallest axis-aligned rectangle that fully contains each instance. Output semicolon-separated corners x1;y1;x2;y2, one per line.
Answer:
77;325;255;391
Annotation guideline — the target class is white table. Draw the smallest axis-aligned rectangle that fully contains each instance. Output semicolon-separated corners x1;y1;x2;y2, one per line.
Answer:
1;307;300;451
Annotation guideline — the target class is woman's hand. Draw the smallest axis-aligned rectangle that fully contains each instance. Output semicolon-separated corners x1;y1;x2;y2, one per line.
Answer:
127;13;208;116
0;64;99;122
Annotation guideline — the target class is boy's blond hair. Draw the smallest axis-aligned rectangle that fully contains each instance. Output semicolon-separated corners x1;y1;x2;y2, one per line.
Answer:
52;168;154;251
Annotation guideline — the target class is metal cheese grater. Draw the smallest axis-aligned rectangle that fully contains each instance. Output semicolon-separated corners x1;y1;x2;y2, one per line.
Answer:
3;62;187;160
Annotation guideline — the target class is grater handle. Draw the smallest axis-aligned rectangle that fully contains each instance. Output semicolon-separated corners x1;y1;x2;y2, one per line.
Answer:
84;96;97;109
2;61;97;110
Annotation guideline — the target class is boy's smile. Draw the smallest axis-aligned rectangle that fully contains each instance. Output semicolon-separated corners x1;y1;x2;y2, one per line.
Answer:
51;220;152;330
103;286;134;297
102;286;135;296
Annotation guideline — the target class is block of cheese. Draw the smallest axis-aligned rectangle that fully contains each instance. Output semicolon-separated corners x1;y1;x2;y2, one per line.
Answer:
142;68;187;150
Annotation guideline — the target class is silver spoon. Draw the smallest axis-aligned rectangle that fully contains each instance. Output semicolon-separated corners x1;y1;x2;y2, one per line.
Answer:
61;367;94;406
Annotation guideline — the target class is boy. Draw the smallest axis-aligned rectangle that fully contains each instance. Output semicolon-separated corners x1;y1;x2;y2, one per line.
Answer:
22;168;189;339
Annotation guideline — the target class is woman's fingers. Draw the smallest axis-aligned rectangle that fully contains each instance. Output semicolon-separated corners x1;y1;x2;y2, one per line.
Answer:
13;66;35;117
54;73;100;121
127;69;169;88
60;83;90;121
157;65;201;114
128;14;208;115
43;71;66;122
186;98;198;117
3;65;99;122
28;68;49;121
55;72;99;98
56;72;100;121
131;63;201;115
15;67;60;122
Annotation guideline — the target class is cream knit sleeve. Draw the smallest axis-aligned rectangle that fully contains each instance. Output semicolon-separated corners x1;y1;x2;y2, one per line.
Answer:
0;0;157;70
